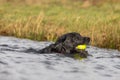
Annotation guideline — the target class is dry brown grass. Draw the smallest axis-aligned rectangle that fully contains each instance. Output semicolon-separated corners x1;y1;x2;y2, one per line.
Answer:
0;12;65;41
0;13;120;50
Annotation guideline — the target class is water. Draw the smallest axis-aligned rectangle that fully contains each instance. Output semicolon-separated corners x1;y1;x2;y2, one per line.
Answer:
0;36;120;80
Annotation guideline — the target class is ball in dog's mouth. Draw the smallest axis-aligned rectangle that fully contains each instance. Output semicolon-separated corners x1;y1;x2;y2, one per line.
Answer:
76;44;87;50
74;44;88;59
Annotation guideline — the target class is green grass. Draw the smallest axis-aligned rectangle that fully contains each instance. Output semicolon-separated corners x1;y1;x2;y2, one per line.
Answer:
0;2;120;50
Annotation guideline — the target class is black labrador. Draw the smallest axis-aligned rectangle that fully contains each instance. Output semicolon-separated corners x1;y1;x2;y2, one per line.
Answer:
37;32;90;58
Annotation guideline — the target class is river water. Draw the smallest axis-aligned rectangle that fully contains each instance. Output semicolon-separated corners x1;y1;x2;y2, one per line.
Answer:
0;36;120;80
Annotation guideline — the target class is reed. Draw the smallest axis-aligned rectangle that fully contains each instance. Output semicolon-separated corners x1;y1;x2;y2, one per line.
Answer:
0;13;65;41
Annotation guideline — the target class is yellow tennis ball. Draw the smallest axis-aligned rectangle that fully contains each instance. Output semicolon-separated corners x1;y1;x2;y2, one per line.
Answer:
76;44;86;50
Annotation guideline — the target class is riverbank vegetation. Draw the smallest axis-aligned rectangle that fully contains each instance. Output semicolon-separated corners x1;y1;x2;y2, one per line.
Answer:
0;0;120;50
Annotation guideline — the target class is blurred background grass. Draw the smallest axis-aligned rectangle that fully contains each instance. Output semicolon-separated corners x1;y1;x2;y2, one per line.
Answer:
0;0;120;50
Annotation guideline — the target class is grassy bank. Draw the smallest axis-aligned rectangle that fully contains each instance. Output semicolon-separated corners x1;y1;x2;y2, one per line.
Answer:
0;1;120;50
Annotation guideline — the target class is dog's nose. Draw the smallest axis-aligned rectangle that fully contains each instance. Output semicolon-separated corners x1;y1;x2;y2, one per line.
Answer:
83;37;90;44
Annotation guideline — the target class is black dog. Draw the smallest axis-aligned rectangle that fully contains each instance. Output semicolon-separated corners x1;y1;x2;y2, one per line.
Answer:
38;32;90;58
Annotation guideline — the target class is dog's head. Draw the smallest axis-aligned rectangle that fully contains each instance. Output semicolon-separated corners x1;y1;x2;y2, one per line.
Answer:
61;32;90;48
55;32;90;58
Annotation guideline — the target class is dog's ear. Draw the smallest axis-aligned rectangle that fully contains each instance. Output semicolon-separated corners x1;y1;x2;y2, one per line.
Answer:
55;35;66;44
